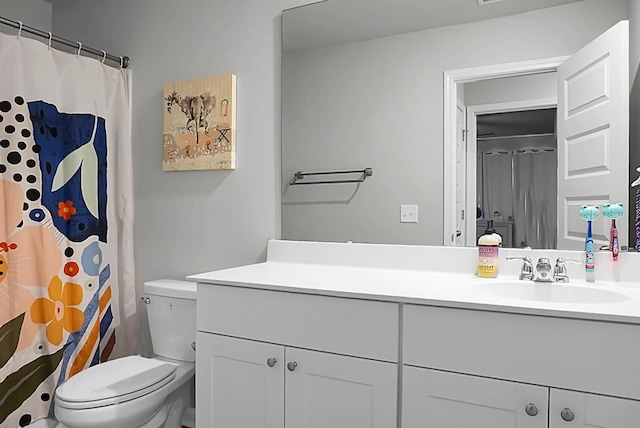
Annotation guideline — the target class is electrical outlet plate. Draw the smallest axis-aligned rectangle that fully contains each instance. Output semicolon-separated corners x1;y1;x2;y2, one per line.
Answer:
400;205;418;223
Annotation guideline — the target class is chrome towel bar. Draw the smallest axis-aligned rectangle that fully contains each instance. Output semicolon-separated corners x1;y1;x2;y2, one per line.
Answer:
289;168;373;185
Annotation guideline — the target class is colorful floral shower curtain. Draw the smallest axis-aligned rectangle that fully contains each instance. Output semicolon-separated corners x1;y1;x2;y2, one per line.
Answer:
0;31;136;426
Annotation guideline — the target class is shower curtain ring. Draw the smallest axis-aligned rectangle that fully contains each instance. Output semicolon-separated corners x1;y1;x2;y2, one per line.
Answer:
119;56;123;70
47;32;52;51
17;21;22;38
101;50;107;64
76;42;82;57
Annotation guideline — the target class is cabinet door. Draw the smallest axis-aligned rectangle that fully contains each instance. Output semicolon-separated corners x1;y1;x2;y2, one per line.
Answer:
550;389;640;428
285;348;397;428
403;366;547;428
196;332;284;428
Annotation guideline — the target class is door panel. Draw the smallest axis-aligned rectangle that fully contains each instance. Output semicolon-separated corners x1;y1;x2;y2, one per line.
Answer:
196;333;284;428
557;20;629;250
403;366;548;428
285;348;397;428
550;389;640;428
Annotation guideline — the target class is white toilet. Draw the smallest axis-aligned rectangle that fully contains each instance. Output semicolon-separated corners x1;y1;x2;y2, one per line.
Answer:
54;279;197;428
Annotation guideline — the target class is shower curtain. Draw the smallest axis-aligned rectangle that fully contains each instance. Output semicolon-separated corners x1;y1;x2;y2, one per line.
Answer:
0;32;136;426
478;150;557;249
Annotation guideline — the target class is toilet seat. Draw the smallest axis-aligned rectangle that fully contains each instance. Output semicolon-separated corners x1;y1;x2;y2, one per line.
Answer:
55;356;176;410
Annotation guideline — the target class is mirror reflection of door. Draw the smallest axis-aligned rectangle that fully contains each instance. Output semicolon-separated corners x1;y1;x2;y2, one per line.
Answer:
451;20;628;251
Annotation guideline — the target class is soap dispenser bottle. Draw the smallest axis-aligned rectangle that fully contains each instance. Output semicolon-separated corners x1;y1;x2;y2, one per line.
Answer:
478;219;500;278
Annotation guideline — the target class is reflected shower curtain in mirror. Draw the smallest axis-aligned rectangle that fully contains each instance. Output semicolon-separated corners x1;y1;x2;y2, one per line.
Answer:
0;32;136;426
478;150;557;249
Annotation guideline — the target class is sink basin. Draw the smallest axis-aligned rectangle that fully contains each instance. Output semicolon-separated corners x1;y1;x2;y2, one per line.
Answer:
478;281;630;304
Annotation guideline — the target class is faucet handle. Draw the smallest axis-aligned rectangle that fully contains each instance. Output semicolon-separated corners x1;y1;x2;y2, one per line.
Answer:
506;256;532;263
506;256;534;281
553;258;582;283
555;257;583;265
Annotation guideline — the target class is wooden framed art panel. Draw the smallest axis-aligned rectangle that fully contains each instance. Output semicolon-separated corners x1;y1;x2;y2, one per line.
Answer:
163;73;236;171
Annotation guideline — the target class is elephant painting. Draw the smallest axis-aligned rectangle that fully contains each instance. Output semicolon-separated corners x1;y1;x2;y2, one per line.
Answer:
179;92;216;145
162;73;235;171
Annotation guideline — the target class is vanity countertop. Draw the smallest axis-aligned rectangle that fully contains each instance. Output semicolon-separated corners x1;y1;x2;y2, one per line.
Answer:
187;240;640;325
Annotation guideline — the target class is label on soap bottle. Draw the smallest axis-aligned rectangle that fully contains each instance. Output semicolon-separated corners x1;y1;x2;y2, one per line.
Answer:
478;245;499;277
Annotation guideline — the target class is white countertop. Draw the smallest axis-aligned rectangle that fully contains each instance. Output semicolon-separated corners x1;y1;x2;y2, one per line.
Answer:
187;240;640;325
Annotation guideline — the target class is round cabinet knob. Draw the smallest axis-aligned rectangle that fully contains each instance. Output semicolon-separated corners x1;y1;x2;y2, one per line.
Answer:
525;403;538;417
287;362;298;372
266;358;277;368
561;408;575;422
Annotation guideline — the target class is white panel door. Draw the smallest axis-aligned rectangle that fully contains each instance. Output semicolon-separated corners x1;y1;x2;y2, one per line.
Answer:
285;348;397;428
196;332;284;428
403;366;548;428
557;20;629;250
550;389;640;428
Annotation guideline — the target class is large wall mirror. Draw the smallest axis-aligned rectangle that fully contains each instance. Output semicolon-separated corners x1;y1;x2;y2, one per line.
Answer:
282;0;632;250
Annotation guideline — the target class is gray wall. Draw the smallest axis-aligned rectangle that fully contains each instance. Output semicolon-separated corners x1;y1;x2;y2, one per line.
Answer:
282;0;628;246
464;73;557;107
0;0;52;33
51;0;314;354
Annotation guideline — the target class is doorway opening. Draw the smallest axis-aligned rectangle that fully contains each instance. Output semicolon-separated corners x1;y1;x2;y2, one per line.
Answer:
473;106;557;248
443;56;567;247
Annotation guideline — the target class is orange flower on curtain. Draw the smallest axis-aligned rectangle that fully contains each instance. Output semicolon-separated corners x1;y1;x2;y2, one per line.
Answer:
0;179;62;351
30;276;84;346
58;200;77;220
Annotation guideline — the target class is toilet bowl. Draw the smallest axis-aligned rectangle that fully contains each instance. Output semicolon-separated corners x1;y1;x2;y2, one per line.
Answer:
54;280;197;428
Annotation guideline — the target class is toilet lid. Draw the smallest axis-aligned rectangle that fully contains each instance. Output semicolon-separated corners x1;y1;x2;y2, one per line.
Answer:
56;356;176;409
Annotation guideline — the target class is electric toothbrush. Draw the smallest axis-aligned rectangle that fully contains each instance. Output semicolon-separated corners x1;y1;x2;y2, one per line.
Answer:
579;205;600;282
603;203;624;262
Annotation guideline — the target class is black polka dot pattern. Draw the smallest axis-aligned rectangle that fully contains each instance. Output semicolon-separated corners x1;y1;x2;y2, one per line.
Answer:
0;97;42;210
26;189;40;201
7;152;21;164
19;414;32;427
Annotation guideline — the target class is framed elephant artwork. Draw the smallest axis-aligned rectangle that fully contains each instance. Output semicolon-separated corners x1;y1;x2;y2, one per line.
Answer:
162;74;236;170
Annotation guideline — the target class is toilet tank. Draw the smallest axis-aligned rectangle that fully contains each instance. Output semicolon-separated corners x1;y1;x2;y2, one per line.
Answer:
144;279;197;362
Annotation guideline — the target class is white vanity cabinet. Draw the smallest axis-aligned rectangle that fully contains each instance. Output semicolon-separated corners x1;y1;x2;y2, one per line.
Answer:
196;283;400;428
402;304;640;427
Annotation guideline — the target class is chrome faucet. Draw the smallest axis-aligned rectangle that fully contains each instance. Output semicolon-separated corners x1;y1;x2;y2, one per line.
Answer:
534;258;553;282
508;256;582;283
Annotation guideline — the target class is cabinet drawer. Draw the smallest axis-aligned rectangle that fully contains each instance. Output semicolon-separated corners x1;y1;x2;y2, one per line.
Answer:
403;366;548;427
404;304;640;400
198;284;399;362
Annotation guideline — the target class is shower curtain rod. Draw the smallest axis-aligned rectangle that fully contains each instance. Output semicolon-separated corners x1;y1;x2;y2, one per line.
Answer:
0;16;130;68
477;132;555;141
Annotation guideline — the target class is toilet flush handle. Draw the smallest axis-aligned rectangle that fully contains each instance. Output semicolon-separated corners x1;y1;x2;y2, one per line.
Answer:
191;342;196;351
141;296;150;304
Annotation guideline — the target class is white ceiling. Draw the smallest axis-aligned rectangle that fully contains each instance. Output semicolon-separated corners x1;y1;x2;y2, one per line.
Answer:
283;0;586;53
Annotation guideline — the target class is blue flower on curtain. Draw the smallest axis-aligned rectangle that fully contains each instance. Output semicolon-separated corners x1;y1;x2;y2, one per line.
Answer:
28;101;108;242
